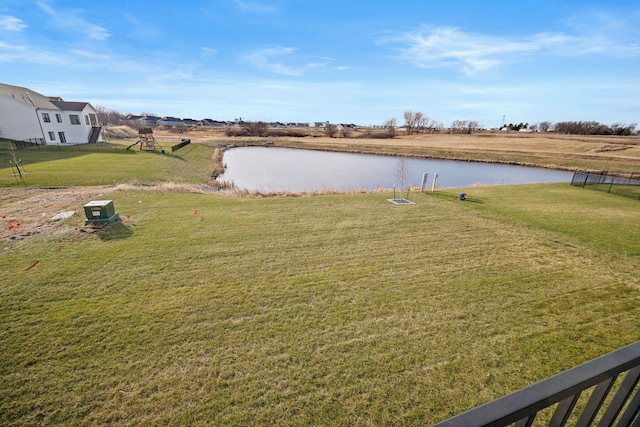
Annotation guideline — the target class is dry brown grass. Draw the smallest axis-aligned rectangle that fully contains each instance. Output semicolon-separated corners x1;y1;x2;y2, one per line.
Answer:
102;125;139;139
275;132;640;161
112;125;640;173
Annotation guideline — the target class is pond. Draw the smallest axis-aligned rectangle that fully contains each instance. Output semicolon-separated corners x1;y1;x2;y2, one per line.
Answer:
219;147;574;192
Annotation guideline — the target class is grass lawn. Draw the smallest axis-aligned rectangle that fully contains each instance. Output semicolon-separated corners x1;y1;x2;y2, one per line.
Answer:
0;140;214;187
1;182;639;425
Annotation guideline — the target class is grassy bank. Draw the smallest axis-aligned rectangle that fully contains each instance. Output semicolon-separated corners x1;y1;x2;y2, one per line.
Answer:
0;140;215;187
3;132;640;190
268;133;640;174
1;184;638;425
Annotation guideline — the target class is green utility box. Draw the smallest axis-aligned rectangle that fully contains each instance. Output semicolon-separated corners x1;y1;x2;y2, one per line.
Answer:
84;200;120;224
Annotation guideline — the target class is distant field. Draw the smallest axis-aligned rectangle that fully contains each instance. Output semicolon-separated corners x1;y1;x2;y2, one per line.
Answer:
268;132;640;174
0;132;639;425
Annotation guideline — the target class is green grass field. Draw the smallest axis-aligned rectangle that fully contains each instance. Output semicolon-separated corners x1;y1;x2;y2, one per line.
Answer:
1;139;639;425
0;140;214;187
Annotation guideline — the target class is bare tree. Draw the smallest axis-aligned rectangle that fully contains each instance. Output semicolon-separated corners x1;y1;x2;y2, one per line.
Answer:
425;119;444;134
339;124;352;138
383;118;397;138
450;120;464;134
554;121;636;135
415;112;429;134
324;123;338;138
243;121;269;137
404;111;429;135
394;157;410;198
537;121;553;132
451;119;481;134
95;105;127;125
466;120;480;134
403;111;417;135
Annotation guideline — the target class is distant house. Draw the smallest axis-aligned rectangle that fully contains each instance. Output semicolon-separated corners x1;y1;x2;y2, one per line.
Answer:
0;83;102;144
200;119;229;127
127;115;160;125
309;121;329;128
140;115;160;125
157;116;184;126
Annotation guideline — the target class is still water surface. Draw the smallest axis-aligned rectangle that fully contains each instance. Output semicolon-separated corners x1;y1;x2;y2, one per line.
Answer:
220;147;574;192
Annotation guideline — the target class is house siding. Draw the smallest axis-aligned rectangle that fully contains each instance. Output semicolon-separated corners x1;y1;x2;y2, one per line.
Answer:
0;83;102;144
0;95;43;141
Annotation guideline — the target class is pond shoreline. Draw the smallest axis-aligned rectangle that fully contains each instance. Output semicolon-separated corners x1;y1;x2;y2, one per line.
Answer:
214;144;575;193
205;133;640;189
210;139;582;188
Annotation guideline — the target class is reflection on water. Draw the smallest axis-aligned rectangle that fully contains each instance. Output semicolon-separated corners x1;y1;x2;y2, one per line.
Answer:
219;147;574;192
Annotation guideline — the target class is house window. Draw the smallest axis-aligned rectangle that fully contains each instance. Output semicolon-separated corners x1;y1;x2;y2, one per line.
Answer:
70;115;81;125
84;115;90;125
48;131;56;141
42;113;51;123
58;132;67;143
56;114;62;123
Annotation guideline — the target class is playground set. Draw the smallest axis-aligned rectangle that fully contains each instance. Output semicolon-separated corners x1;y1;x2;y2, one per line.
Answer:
126;128;191;153
127;128;165;153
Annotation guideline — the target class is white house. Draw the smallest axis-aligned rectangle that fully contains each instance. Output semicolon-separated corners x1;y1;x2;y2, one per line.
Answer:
0;83;102;145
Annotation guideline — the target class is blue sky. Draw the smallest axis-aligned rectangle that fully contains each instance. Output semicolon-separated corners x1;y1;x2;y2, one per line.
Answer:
1;0;639;127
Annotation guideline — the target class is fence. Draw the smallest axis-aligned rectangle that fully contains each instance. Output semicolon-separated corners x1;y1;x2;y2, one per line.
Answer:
571;172;640;200
13;138;44;148
433;340;640;426
11;141;128;153
171;138;191;152
10;138;190;154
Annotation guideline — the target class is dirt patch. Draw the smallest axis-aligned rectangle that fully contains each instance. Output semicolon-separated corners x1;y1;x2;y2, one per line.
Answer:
0;186;118;245
0;183;220;246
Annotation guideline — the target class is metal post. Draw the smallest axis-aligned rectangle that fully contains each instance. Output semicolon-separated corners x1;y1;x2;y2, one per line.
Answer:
607;176;614;193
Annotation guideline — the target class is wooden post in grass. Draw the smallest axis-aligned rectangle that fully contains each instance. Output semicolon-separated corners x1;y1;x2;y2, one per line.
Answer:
421;173;428;192
431;173;438;192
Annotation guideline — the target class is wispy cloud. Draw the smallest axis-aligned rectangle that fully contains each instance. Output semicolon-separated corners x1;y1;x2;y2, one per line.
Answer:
383;22;640;75
0;15;27;31
233;0;277;14
382;26;576;75
120;12;161;39
0;41;68;66
36;1;110;40
242;46;326;76
200;47;218;57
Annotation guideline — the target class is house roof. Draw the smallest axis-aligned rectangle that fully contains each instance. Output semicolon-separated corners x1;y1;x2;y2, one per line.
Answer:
50;100;89;111
0;83;59;110
0;83;93;112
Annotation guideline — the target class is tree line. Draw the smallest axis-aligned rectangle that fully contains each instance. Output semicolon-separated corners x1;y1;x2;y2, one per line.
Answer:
553;121;636;136
96;104;636;138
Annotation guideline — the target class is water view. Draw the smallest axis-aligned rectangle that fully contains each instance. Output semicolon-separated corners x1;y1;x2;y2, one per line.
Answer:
220;147;574;192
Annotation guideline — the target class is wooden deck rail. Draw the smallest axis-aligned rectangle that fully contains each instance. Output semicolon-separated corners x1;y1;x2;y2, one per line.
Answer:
433;341;640;427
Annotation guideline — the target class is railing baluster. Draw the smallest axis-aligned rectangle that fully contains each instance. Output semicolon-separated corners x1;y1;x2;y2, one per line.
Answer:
575;377;617;427
598;366;640;426
432;341;640;427
549;394;581;427
514;414;535;427
615;386;640;427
